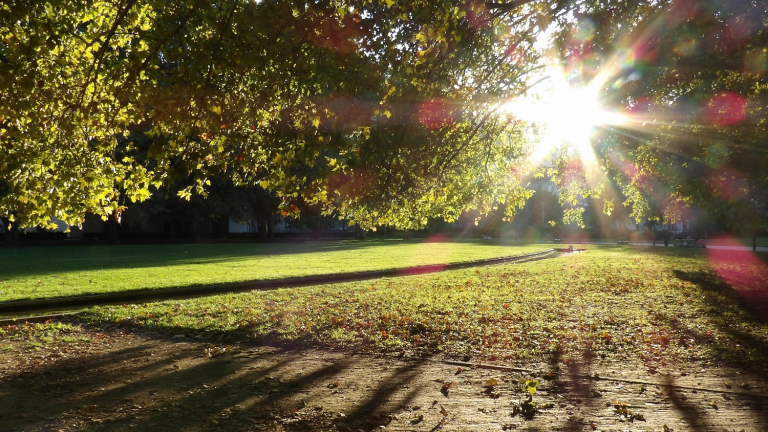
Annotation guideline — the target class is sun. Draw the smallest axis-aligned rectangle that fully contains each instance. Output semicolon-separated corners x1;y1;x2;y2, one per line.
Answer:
544;87;605;143
502;65;625;165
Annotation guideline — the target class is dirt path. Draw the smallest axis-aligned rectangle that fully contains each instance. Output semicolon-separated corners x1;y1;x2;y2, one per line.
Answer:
2;329;767;432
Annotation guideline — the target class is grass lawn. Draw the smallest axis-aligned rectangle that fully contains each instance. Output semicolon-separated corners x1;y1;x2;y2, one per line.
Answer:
59;245;768;371
4;244;768;432
0;240;546;302
705;236;768;248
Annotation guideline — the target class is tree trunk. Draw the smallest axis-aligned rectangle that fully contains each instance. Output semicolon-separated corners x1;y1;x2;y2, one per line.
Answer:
2;217;19;247
754;235;757;252
167;217;178;240
218;217;229;240
257;219;267;241
191;218;202;243
107;210;120;245
355;225;367;240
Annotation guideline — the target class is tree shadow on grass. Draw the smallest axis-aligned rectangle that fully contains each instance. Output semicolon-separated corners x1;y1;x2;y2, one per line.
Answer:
0;240;407;279
0;238;535;304
654;267;768;429
544;319;768;432
672;269;768;357
0;238;523;279
668;247;768;368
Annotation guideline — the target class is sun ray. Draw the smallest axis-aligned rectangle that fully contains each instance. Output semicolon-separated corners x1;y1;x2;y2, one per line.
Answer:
499;61;635;234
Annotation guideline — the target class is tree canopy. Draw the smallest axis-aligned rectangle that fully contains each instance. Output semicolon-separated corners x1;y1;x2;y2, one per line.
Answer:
2;0;766;232
546;0;768;231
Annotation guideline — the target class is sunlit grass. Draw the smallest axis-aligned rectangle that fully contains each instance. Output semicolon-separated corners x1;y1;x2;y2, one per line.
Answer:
0;240;546;302
78;246;768;370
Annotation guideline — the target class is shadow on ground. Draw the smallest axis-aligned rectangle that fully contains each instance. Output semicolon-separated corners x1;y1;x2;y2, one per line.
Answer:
3;320;768;431
0;335;434;432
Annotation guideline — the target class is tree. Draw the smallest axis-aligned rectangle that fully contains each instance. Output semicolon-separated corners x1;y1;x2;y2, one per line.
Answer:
4;0;765;236
1;0;553;233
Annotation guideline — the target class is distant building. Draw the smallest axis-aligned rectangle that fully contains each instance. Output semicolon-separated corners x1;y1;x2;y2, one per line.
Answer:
528;176;559;195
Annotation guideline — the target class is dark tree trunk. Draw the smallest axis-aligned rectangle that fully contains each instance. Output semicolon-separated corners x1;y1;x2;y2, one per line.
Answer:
107;211;120;245
2;217;19;247
257;219;267;241
215;217;228;239
267;215;274;239
355;225;367;240
191;218;203;243
167;217;178;240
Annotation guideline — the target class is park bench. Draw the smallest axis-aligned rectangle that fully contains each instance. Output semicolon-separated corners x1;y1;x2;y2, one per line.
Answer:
617;240;629;245
676;238;706;248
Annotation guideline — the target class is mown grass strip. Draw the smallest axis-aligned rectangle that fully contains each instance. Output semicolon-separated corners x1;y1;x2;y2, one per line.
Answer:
0;249;554;316
0;240;545;302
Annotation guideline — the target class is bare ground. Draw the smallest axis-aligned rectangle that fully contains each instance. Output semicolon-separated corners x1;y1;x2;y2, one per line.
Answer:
2;326;767;432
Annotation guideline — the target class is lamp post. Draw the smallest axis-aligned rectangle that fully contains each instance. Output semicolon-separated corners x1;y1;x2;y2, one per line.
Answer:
753;198;758;252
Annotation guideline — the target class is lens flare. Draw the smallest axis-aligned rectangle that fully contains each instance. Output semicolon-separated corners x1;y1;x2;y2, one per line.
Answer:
707;238;768;318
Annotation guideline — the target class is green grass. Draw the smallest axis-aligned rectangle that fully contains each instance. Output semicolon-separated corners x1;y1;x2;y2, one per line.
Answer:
705;236;768;248
0;240;546;302
76;245;768;369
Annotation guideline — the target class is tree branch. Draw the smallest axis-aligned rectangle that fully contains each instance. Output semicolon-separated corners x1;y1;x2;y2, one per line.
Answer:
484;0;538;12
